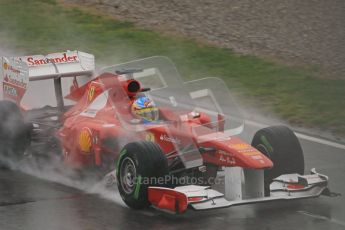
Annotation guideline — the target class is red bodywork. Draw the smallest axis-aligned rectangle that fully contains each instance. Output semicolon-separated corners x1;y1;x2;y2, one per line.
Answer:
58;72;273;170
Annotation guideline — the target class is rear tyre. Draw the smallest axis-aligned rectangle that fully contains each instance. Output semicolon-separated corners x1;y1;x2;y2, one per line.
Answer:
251;125;304;196
116;141;168;209
0;100;31;165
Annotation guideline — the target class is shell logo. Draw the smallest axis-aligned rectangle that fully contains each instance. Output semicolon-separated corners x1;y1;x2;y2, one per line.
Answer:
88;85;96;102
79;128;92;153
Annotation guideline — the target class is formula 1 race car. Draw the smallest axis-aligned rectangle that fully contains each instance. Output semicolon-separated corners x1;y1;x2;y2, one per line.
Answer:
0;51;330;213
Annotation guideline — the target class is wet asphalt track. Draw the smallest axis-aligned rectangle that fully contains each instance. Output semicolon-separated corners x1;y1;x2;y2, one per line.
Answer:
0;126;344;230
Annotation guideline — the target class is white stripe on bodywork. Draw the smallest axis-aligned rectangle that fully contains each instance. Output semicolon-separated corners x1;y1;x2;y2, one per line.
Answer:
80;90;109;118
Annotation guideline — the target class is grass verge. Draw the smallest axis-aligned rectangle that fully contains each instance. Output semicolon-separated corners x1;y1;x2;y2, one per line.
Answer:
0;0;344;137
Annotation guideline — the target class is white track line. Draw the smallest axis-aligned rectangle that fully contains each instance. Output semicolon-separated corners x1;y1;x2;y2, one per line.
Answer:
294;133;345;151
245;120;345;151
297;211;345;227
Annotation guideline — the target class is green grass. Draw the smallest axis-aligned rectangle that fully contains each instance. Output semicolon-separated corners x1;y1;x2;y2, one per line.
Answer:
0;0;344;137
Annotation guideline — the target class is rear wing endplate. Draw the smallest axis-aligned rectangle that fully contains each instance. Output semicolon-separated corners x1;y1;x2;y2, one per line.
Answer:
1;50;95;103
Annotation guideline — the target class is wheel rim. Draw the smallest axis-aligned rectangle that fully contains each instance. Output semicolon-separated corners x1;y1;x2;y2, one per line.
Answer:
119;157;137;194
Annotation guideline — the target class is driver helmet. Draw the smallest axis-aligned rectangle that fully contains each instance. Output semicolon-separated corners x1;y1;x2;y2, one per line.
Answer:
131;96;159;123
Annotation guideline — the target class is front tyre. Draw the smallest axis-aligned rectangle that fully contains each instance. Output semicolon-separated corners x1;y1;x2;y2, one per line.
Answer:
116;141;168;209
251;125;304;195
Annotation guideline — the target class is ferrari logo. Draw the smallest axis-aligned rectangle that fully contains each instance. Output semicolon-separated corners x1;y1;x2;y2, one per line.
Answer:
145;132;155;142
88;85;96;102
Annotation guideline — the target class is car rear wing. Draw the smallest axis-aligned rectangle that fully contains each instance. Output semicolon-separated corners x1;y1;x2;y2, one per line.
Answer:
10;50;94;81
1;50;95;104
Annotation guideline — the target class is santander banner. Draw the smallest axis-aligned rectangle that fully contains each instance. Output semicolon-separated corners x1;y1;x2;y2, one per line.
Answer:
23;52;80;67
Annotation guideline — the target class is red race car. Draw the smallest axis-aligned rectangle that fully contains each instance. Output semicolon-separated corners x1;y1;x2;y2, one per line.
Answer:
0;51;330;213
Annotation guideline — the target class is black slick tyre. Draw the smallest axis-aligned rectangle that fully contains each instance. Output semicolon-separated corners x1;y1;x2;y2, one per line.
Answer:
251;125;304;196
116;141;168;209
